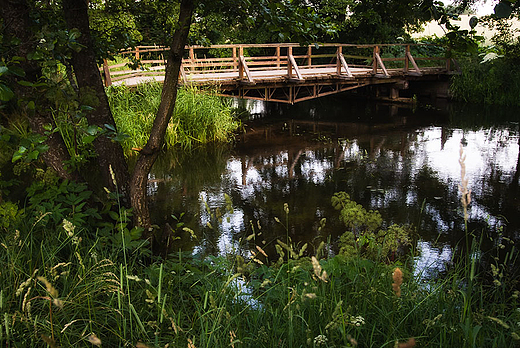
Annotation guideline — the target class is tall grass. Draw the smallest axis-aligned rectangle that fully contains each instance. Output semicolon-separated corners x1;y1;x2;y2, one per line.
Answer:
450;56;520;106
2;218;519;347
107;83;239;156
0;149;519;347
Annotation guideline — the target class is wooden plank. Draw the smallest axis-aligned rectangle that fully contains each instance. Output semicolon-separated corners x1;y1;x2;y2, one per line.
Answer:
374;50;389;77
338;53;353;78
239;55;254;84
287;47;303;81
406;51;422;75
103;59;112;87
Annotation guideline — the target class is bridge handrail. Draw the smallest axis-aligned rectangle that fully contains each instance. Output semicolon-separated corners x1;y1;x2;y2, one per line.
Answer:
101;42;451;87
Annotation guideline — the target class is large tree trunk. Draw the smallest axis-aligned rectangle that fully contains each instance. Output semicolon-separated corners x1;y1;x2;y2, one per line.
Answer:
62;0;130;197
130;0;194;230
1;0;78;182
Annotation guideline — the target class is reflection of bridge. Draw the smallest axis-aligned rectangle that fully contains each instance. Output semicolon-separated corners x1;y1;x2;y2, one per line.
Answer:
102;43;454;104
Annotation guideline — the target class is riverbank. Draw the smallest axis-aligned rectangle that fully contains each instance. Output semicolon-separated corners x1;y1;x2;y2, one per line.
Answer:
0;181;518;347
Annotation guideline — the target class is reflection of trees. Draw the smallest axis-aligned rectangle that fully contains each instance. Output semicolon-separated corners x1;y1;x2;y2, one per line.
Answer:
147;97;520;264
148;145;232;253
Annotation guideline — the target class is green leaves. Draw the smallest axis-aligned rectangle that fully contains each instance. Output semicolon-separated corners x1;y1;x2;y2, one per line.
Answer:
494;1;514;18
0;84;14;102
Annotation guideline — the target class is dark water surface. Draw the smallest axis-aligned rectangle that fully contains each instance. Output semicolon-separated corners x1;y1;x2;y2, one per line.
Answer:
149;96;520;274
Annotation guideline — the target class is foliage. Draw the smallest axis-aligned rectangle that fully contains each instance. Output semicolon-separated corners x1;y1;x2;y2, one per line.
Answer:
0;203;519;347
450;53;520;106
89;0;143;59
332;192;412;262
0;201;23;231
107;83;239;155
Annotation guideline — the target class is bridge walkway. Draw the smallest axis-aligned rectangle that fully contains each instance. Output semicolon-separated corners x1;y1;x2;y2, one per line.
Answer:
101;43;454;103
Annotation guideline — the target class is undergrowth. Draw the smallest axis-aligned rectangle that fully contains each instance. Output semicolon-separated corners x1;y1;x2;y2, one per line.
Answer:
450;55;520;107
0;176;519;347
107;83;240;156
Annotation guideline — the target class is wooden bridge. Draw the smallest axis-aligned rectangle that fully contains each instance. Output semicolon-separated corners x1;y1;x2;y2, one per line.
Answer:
101;43;455;104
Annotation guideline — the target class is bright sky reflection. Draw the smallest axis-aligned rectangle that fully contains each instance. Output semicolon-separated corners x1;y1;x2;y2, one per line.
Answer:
171;109;519;277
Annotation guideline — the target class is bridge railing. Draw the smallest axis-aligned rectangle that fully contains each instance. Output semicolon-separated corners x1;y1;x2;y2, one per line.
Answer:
100;43;451;87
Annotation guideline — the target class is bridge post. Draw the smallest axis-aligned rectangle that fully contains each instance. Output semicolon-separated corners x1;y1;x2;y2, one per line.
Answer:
239;46;244;80
276;46;281;68
307;46;312;66
372;46;378;74
405;45;410;72
102;58;112;87
336;46;342;75
287;46;293;79
135;46;140;60
233;47;237;72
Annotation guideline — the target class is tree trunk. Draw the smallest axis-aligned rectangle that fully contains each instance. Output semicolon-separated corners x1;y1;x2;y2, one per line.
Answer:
1;0;79;182
62;0;130;197
130;0;194;230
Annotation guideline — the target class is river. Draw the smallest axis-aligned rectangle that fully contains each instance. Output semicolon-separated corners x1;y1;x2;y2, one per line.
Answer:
149;96;520;276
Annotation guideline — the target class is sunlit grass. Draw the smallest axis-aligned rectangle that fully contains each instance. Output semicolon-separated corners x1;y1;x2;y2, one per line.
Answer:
107;83;240;156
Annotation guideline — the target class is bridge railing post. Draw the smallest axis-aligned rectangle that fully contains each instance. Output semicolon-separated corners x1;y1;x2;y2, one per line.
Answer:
405;45;410;73
102;58;112;87
307;46;312;66
239;46;244;80
336;46;342;75
287;46;293;79
276;46;281;68
233;46;237;72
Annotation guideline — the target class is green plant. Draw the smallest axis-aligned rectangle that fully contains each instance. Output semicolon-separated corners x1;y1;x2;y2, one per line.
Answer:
107;83;239;156
332;192;412;262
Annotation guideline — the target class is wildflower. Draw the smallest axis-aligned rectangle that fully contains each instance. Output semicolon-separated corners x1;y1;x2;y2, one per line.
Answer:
303;293;317;300
22;287;31;311
256;245;268;257
350;315;365;327
458;144;471;222
109;164;117;186
392;267;403;297
63;219;75;237
260;279;272;288
126;275;142;282
314;334;328;346
16;278;32;297
486;316;510;329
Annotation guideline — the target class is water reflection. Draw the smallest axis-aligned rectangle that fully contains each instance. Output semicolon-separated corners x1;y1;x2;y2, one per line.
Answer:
149;97;520;275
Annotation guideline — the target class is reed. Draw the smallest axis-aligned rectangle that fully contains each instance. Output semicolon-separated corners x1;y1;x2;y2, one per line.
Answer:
107;83;239;156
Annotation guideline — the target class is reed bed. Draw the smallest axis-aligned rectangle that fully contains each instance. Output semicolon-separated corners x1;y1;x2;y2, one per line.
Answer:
107;83;239;156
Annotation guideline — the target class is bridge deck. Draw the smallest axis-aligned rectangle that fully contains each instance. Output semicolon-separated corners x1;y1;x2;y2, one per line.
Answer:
103;43;453;103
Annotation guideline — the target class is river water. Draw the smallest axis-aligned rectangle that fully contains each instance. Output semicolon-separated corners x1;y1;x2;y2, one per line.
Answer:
149;96;520;275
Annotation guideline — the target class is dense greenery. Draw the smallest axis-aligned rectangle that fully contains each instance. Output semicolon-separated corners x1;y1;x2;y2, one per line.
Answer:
107;83;239;156
450;54;520;106
449;5;520;106
0;177;519;347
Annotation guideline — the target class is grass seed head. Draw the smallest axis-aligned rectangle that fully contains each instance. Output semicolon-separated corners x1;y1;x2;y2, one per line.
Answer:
392;267;403;297
87;333;102;346
37;276;58;298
